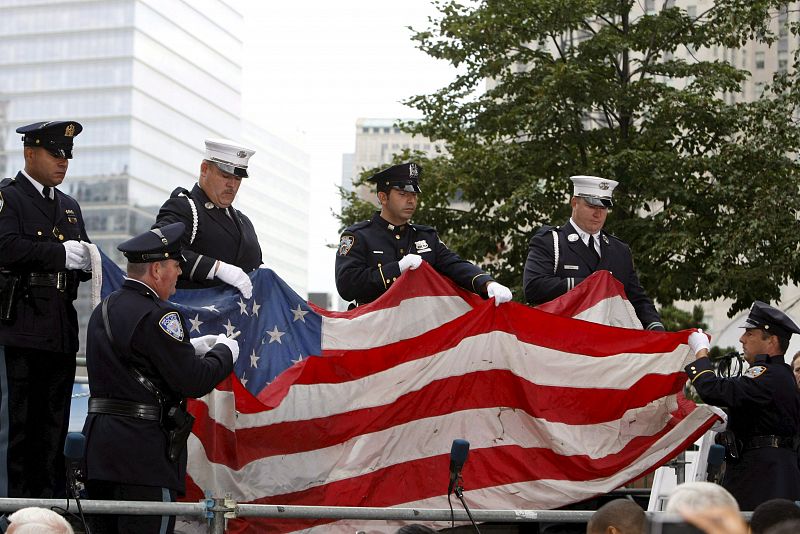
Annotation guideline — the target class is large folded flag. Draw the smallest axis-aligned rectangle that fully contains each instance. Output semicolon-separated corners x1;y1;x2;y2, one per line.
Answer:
97;256;720;533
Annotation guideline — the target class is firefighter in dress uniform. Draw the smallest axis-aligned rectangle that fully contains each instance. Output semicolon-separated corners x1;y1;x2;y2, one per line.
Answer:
0;121;91;498
335;162;512;307
687;301;800;510
153;139;260;299
82;222;238;534
523;175;664;330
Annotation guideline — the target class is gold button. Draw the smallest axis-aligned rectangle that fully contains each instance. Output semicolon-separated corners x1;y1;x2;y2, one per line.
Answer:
58;234;64;241
395;235;400;240
393;277;397;281
37;231;42;236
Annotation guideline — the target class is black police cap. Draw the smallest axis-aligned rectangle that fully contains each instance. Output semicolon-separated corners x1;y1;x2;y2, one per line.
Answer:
16;121;83;159
118;222;185;263
740;300;800;339
368;162;422;193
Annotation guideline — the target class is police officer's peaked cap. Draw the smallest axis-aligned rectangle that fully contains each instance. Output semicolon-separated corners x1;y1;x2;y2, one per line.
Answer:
118;222;186;263
740;300;800;339
205;138;255;178
16;121;83;159
369;162;422;193
570;175;618;207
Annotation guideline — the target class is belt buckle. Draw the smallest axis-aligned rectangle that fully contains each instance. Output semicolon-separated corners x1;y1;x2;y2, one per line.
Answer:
56;272;66;291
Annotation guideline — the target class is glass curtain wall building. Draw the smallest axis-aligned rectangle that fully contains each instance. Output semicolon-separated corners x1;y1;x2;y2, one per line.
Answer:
0;0;311;353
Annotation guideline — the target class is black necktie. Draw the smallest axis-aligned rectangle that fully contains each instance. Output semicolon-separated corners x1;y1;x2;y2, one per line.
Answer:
588;235;600;261
42;186;52;201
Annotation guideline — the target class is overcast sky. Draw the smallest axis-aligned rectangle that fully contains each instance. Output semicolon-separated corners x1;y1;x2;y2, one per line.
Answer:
241;1;459;297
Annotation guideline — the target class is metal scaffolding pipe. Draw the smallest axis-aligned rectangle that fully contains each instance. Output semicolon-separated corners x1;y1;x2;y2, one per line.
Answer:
0;498;211;517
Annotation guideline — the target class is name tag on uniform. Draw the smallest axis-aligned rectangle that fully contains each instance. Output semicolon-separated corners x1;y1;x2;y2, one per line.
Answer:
372;250;383;254
564;265;579;270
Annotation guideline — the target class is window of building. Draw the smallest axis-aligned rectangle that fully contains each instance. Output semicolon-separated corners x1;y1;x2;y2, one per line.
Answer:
755;51;765;69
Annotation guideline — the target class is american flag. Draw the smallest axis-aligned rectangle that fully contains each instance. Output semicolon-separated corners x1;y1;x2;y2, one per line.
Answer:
99;257;721;533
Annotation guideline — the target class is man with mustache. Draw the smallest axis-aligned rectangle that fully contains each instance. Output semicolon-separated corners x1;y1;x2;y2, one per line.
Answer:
0;121;91;498
336;162;512;307
153;139;260;298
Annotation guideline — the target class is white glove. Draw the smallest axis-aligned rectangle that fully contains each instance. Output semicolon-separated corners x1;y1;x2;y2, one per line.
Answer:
398;254;423;273
63;240;90;270
214;333;239;365
688;329;711;355
190;334;219;356
486;282;513;306
215;261;253;299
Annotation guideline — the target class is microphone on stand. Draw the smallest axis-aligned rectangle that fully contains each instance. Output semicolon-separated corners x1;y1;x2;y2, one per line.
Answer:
63;432;91;534
446;439;481;534
448;439;470;495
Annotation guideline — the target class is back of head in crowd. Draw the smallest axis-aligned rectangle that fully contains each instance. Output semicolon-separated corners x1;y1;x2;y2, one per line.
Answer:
395;525;437;534
750;498;800;534
586;498;646;534
6;507;74;534
764;518;800;534
664;481;739;513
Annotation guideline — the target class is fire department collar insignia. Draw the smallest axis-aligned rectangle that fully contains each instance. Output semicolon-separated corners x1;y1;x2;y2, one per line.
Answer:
567;233;579;242
159;311;184;341
204;202;214;209
338;235;354;256
602;235;609;244
415;239;432;253
744;365;767;379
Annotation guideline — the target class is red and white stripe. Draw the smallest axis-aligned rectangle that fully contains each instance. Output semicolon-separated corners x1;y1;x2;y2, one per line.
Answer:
184;265;720;533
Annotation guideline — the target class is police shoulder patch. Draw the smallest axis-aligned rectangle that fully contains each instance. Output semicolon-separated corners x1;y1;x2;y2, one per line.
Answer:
744;365;767;379
338;234;355;256
159;311;184;341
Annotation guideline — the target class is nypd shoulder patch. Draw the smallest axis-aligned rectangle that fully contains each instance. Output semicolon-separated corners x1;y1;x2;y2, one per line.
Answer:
744;365;767;379
159;311;184;341
338;235;354;256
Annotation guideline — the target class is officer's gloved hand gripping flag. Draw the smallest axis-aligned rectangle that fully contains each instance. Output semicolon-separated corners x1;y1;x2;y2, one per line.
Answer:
98;254;722;534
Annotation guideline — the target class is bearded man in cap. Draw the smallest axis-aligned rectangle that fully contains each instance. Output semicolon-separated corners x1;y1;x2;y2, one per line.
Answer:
336;162;512;307
153;138;261;299
0;120;91;498
523;175;664;330
83;222;238;534
686;301;800;510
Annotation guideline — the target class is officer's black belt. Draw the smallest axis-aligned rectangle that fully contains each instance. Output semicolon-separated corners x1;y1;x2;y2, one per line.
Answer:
88;398;161;422
26;272;69;291
743;435;794;451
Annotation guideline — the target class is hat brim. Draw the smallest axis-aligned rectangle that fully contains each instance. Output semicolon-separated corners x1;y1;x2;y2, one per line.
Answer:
390;184;422;193
578;195;612;208
210;159;248;178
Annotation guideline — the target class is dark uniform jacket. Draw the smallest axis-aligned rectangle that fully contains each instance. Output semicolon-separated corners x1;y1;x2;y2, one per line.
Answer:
336;212;493;305
82;279;233;492
685;354;800;510
0;172;90;353
523;221;663;330
153;184;262;289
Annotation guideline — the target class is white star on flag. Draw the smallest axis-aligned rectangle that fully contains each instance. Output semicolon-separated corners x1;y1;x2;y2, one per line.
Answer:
266;325;285;344
189;314;203;333
291;304;309;323
250;349;259;368
291;354;304;365
251;300;261;317
238;298;249;316
201;305;219;313
224;319;236;336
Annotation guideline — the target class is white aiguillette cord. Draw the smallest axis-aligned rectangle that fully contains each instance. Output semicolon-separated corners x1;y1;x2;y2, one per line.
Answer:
84;242;103;309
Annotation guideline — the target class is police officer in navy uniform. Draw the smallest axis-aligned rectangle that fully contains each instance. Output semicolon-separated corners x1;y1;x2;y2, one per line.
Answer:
153;138;260;299
686;302;800;510
0;121;91;498
523;175;664;330
336;162;513;307
83;222;238;534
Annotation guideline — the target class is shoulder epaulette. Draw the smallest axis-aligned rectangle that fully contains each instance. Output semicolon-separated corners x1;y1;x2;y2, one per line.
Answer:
409;223;435;232
344;220;371;233
534;224;557;237
170;187;191;199
0;177;16;188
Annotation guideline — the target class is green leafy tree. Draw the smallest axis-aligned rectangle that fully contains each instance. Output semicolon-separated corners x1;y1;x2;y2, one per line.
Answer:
338;1;800;315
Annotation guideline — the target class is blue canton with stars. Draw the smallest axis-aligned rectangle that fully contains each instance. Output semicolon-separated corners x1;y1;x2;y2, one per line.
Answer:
100;251;323;396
